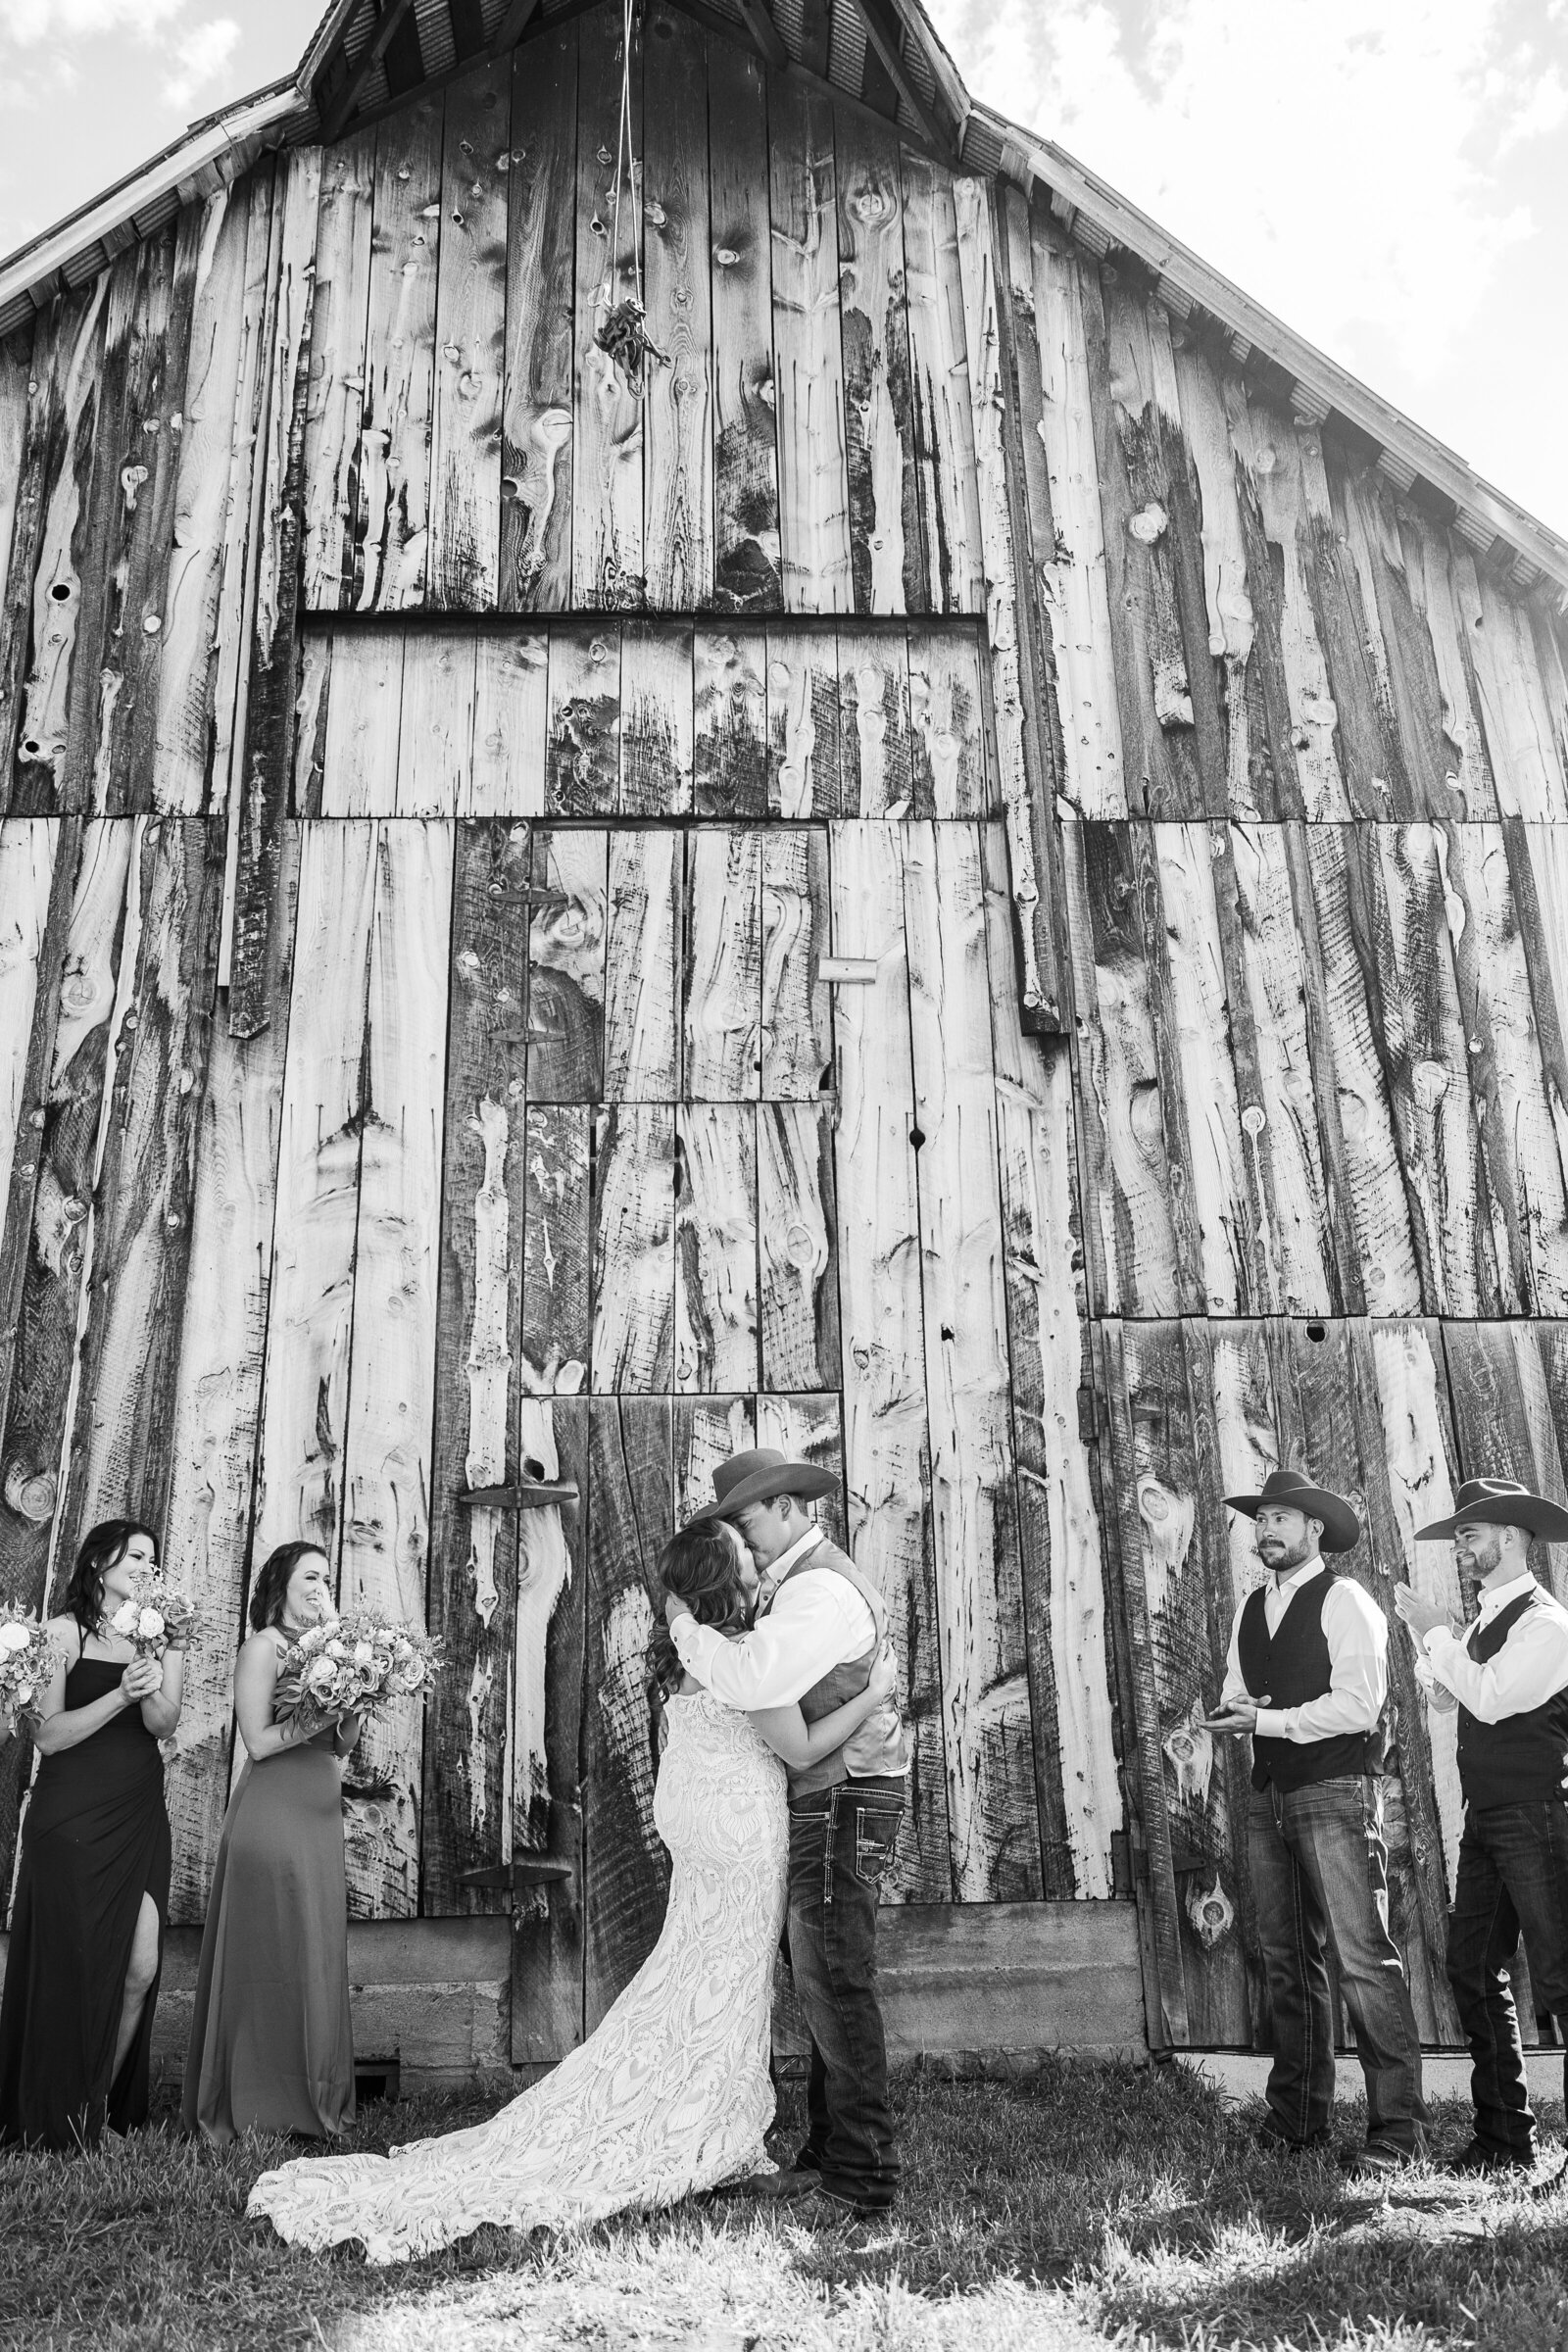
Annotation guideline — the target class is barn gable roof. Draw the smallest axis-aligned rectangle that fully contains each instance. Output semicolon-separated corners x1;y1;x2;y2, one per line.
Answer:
2;0;1563;601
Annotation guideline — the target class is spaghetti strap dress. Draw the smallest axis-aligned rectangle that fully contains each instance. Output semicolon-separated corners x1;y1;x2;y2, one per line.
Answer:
0;1655;172;2151
182;1727;355;2144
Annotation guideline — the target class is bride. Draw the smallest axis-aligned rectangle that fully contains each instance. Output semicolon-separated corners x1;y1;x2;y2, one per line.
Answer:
248;1517;897;2263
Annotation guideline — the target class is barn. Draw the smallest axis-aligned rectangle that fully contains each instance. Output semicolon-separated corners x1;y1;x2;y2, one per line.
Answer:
2;0;1568;2092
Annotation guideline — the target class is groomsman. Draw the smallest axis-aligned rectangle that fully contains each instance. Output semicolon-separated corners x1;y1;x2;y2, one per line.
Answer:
1396;1476;1568;2175
1204;1469;1427;2173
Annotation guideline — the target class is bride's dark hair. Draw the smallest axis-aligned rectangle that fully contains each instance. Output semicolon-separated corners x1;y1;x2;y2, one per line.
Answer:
649;1518;751;1697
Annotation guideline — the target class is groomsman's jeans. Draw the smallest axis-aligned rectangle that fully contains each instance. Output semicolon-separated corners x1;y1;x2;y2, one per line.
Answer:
786;1775;904;2212
1446;1798;1568;2160
1250;1776;1427;2152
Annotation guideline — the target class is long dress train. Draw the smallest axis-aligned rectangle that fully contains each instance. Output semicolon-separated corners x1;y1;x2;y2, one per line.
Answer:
249;1691;787;2262
0;1657;172;2151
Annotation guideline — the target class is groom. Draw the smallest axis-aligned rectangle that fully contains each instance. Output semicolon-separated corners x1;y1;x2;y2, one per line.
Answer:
664;1447;909;2217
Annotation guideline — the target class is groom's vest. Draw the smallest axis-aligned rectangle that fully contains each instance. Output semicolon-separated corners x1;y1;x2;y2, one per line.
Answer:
759;1537;910;1797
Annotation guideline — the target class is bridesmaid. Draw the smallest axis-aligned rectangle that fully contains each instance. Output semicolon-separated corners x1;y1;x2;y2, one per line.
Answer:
184;1542;360;2144
0;1520;184;2151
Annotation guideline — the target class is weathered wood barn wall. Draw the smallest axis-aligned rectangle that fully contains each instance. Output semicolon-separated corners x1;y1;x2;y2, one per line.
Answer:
2;0;1568;2067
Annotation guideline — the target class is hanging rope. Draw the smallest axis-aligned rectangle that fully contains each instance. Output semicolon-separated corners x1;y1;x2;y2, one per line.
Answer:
595;0;666;393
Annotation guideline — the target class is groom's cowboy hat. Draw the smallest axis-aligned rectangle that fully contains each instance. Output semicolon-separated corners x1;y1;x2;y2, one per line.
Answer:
689;1447;837;1521
1221;1467;1361;1555
1415;1477;1568;1544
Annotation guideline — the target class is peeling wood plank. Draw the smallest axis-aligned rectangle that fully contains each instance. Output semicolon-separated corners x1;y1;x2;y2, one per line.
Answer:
709;35;782;613
1295;418;1410;818
908;621;989;814
673;1393;756;1524
468;629;547;812
59;252;137;812
0;821;58;1243
500;24;575;612
163;821;297;1922
209;167;279;852
422;817;529;1914
1333;456;1450;817
546;618;619;813
1170;338;1261;819
527;824;606;1102
905;820;1042;1900
828;816;949;1896
0;307;65;809
291;615;332;819
358;101;442;611
673;1100;759;1395
520;1101;591;1395
1455;559;1568;822
836;104;917;614
901;153;983;615
338;818;453;1920
682;823;761;1100
837;623;911;814
0;338;30;670
571;15;643;608
642;8;712;609
694;626;767;815
604;826;681;1100
302;129;376;611
620;616;693;813
1149;821;1249;1313
1401;513;1497;821
428;58;510;610
397;625;476;813
760;823;832;1096
591;1102;675;1393
319;626;406;813
766;624;841;814
758;1100;840;1391
769;75;851;615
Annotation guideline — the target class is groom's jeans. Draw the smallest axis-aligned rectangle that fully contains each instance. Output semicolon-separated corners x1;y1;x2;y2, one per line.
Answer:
786;1775;904;2211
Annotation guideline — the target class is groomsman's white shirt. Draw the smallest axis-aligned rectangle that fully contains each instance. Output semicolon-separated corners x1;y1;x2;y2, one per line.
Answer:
670;1522;880;1713
1217;1560;1387;1741
1421;1571;1568;1719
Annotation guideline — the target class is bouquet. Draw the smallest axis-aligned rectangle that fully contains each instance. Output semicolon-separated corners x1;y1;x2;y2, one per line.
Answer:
273;1612;443;1738
0;1607;63;1725
107;1571;199;1658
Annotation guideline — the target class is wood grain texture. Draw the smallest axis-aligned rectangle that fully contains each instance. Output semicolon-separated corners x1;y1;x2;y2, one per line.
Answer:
359;101;442;611
0;307;63;808
682;823;761;1100
1169;339;1261;820
620;618;693;813
501;24;575;611
57;250;137;813
208;167;279;858
1462;563;1568;823
768;75;851;615
592;1102;675;1393
604;826;681;1099
1404;513;1497;821
163;819;297;1921
429;58;510;610
708;35;782;614
673;1101;759;1395
694;627;767;815
1294;421;1411;820
1147;822;1249;1313
901;154;983;616
0;821;58;1238
0;336;29;670
469;630;547;812
521;1102;591;1395
338;819;453;1919
836;106;918;614
904;820;1042;1900
907;624;988;815
760;824;831;1096
837;625;911;814
673;1392;755;1524
290;621;332;820
302;129;376;611
828;817;950;1897
422;818;529;1914
546;620;619;813
571;14;643;608
758;1100;840;1391
319;627;406;813
1333;458;1450;818
397;627;475;813
527;825;607;1102
766;626;841;814
642;7;712;610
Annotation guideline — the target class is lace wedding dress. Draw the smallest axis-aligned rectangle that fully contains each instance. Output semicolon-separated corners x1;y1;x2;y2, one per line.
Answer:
248;1691;788;2263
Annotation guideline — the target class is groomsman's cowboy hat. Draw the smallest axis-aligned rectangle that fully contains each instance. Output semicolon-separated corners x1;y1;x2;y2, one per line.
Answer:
1415;1477;1568;1543
689;1447;837;1521
1221;1467;1361;1554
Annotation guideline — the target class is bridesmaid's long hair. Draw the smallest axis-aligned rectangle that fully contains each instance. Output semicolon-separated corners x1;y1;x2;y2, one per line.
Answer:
248;1542;327;1634
65;1519;160;1643
649;1519;752;1698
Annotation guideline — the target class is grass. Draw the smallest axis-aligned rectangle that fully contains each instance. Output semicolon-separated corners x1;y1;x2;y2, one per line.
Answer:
4;2062;1568;2352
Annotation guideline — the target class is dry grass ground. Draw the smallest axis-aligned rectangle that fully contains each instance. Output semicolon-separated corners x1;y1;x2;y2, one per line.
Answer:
4;2061;1567;2352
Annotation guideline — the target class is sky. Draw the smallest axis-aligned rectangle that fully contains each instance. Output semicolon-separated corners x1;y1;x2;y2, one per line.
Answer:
2;0;1565;534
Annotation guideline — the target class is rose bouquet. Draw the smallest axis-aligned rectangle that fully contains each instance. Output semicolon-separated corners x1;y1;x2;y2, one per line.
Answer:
107;1571;199;1658
0;1608;63;1725
273;1612;443;1738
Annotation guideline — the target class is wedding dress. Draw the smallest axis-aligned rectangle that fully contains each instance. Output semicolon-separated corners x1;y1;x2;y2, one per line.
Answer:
248;1690;788;2263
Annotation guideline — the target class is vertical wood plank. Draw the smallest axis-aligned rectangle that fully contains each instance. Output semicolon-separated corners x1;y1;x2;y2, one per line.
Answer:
209;167;279;849
758;1100;840;1392
829;817;950;1896
0;821;58;1229
520;1102;592;1395
642;8;712;610
1404;513;1497;821
901;154;983;616
546;620;620;813
1170;341;1263;820
302;129;376;611
836;106;917;614
591;1102;674;1392
501;24;576;612
58;251;138;812
1333;459;1450;817
1463;565;1568;822
694;627;767;815
0;336;30;664
673;1393;757;1523
572;14;643;608
709;35;782;614
422;818;529;1913
290;630;331;817
673;1101;759;1395
359;101;442;611
319;628;406;814
755;1392;847;1548
837;624;911;814
620;617;693;813
0;307;64;808
908;624;989;815
766;625;841;815
428;59;510;611
760;824;832;1096
682;824;761;1100
604;827;681;1100
396;627;476;814
1294;422;1412;819
769;76;851;615
1149;822;1249;1313
527;825;607;1102
468;631;547;813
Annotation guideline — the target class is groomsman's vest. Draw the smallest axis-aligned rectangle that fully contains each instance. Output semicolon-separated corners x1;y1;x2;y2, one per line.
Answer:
1237;1571;1386;1793
759;1537;910;1798
1456;1589;1568;1812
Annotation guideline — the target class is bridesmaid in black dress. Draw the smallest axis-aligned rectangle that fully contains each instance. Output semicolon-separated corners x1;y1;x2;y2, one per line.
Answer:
0;1520;184;2150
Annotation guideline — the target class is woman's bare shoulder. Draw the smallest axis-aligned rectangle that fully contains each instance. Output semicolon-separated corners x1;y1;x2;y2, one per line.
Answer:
45;1614;81;1656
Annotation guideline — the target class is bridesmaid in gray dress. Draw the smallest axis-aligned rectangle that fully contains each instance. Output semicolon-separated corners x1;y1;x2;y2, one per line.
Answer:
184;1544;361;2143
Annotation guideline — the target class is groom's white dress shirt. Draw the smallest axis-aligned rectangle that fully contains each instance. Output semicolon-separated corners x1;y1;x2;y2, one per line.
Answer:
669;1522;880;1711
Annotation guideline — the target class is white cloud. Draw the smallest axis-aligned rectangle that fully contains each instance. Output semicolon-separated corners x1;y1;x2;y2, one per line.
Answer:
161;14;240;110
0;0;184;40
